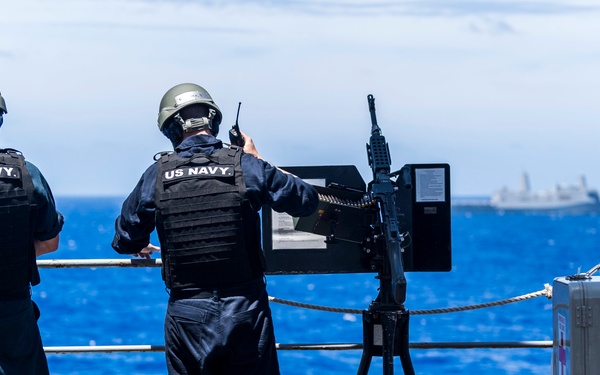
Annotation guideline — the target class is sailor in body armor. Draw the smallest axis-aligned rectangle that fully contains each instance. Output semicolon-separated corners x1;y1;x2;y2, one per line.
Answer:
112;83;318;375
0;92;64;375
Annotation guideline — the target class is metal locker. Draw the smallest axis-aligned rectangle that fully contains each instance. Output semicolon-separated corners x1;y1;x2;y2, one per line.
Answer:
553;273;600;374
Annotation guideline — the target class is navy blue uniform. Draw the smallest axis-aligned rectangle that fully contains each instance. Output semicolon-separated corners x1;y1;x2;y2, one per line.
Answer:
112;134;318;374
0;161;64;375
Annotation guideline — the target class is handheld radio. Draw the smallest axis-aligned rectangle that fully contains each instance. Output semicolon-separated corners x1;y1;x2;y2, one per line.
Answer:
228;102;245;147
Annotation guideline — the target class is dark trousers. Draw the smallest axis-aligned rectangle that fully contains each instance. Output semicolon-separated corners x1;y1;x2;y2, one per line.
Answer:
165;281;280;375
0;298;49;375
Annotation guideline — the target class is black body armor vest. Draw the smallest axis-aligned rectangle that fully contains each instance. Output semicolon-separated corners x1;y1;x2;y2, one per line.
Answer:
0;149;36;300
155;147;264;290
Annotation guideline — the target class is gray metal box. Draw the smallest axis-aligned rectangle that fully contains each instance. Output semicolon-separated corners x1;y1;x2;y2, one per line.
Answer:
553;276;600;374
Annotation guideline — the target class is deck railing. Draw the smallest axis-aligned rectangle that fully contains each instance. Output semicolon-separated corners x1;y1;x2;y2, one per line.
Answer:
37;259;553;354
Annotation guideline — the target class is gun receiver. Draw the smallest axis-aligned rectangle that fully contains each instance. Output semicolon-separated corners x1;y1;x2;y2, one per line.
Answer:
365;94;407;306
229;102;245;147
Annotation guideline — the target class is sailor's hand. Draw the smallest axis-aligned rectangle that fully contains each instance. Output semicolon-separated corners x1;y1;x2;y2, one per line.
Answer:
241;131;263;160
133;244;161;259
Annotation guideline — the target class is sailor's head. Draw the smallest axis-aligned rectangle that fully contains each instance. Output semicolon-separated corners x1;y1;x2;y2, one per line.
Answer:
157;83;223;148
0;91;7;128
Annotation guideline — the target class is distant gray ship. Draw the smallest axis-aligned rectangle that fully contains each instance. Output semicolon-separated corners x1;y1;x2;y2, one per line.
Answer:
453;173;600;214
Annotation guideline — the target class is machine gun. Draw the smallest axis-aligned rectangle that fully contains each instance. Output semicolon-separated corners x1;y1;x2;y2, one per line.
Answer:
357;94;415;375
365;94;409;306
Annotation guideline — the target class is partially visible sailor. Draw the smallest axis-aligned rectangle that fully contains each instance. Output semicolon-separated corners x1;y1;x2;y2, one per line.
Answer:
0;90;64;375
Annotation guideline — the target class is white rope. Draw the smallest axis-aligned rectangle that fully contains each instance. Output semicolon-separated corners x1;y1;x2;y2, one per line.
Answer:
269;283;553;315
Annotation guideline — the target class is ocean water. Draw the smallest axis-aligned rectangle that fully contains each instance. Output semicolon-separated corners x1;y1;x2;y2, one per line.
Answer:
35;197;600;374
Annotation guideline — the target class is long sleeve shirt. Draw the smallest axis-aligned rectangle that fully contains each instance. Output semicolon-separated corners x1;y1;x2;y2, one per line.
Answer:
112;134;318;255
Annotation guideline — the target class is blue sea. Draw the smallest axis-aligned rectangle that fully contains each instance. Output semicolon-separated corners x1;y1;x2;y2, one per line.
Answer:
35;197;600;374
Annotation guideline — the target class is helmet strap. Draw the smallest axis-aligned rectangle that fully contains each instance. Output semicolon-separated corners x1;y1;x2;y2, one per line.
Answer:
174;108;217;133
175;114;210;133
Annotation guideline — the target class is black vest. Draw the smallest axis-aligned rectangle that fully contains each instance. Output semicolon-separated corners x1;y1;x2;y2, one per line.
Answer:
154;147;264;290
0;149;37;300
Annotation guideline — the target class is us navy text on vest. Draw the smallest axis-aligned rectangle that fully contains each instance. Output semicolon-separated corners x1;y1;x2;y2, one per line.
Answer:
0;166;21;179
163;165;234;181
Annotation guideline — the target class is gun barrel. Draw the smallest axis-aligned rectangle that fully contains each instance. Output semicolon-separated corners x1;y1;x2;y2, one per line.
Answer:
367;94;380;135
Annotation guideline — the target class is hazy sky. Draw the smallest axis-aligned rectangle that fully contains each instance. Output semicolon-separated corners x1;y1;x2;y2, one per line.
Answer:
2;0;599;198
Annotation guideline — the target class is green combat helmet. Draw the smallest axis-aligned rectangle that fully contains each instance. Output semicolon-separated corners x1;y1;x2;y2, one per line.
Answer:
157;83;223;147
